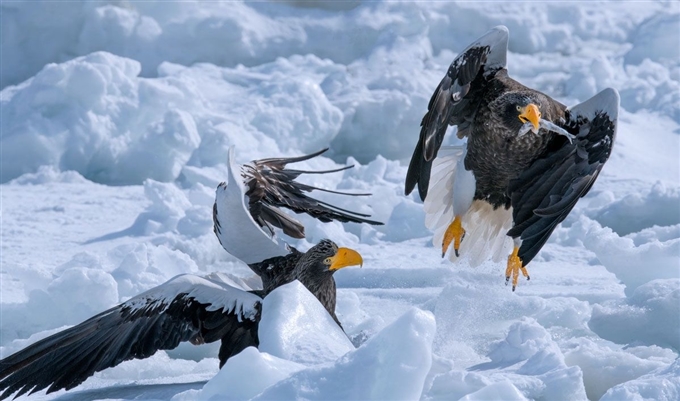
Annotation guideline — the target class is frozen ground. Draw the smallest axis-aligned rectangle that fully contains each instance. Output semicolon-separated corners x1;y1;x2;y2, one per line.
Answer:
1;1;679;400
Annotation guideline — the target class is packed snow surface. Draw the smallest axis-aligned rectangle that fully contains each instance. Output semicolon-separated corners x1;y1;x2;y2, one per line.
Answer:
1;1;679;400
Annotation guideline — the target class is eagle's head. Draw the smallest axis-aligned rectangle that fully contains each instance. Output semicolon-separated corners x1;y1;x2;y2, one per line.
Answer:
497;92;543;134
295;239;363;286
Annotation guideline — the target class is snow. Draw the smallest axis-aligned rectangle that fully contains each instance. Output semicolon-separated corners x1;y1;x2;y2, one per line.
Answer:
253;307;435;401
564;338;676;400
600;358;680;401
1;1;680;401
196;347;305;401
258;281;355;365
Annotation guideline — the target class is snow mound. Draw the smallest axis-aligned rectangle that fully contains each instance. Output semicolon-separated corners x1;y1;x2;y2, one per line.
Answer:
258;280;355;365
625;13;680;66
254;308;435;400
475;319;586;401
384;200;429;242
199;347;304;401
459;381;528;401
484;319;564;371
568;216;679;295
600;358;680;401
589;279;680;350
429;318;586;401
1;52;344;185
8;165;89;185
111;243;199;299
0;265;118;345
3;2;667;90
564;337;676;400
127;180;193;236
593;182;680;236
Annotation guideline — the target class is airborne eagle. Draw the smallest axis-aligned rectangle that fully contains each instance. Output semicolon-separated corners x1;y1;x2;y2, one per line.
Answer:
0;148;380;399
405;26;619;290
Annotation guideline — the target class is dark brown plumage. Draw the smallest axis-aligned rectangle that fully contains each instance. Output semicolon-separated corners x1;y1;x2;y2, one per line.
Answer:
247;239;350;326
242;148;383;239
0;239;360;400
464;79;567;209
405;26;619;289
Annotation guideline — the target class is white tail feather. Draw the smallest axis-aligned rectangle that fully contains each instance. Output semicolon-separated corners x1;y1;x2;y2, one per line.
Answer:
456;201;513;266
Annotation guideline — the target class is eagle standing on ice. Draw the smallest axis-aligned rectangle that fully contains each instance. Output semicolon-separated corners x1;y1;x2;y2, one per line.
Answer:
0;148;380;399
405;26;619;290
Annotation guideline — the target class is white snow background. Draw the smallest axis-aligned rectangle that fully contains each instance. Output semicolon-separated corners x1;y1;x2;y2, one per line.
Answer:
1;1;679;400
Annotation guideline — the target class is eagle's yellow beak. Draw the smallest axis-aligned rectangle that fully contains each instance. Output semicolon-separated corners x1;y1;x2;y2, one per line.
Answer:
329;247;363;271
519;104;541;132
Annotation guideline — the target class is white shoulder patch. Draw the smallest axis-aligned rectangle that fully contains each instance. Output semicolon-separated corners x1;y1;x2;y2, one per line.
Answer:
214;147;289;265
124;274;262;322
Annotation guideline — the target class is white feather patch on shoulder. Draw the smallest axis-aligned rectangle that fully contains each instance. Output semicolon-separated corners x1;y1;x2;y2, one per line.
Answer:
214;147;289;265
123;274;261;322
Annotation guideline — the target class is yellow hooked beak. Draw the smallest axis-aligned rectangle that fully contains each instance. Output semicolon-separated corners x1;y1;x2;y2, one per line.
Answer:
329;247;363;271
518;103;541;132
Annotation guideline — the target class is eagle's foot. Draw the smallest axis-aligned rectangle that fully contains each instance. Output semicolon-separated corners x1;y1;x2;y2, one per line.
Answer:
442;216;465;257
505;246;529;291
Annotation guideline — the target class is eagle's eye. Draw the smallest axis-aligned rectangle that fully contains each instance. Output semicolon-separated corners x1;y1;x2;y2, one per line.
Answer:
323;257;332;265
516;105;522;112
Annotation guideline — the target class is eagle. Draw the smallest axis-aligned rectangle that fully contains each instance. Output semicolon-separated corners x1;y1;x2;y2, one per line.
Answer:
0;148;380;399
405;26;619;290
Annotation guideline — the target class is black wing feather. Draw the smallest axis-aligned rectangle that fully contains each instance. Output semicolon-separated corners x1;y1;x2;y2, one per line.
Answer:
405;26;509;200
0;275;261;399
244;149;383;239
507;94;618;265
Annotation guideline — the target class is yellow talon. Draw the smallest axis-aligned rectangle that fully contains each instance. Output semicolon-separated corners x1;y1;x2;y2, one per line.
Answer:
505;246;530;291
442;216;465;257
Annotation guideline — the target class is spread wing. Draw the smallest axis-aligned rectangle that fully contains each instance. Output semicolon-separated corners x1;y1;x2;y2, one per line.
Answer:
243;148;383;239
213;147;382;265
0;274;261;399
507;88;619;265
405;25;508;200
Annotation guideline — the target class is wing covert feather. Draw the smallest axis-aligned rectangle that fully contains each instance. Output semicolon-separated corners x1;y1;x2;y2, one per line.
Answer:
508;89;619;265
406;26;509;200
0;275;261;399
